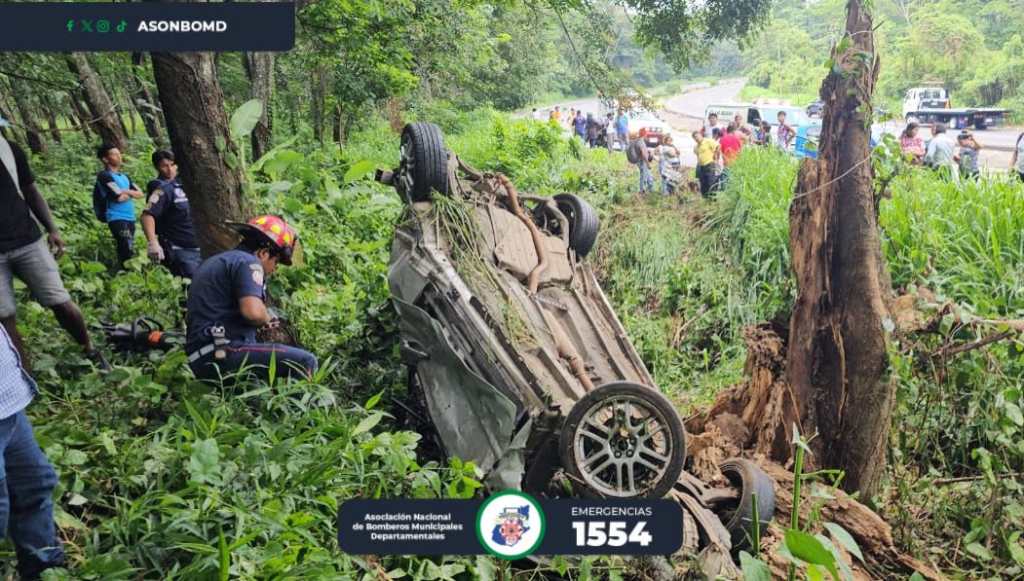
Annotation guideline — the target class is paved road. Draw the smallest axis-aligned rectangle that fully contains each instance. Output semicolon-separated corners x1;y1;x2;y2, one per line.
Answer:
540;79;1021;170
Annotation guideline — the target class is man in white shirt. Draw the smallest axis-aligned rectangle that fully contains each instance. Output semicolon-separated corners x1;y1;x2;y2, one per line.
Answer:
924;123;959;181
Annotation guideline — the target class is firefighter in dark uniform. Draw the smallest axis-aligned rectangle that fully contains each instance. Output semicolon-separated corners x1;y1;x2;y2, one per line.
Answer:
185;215;317;382
141;150;201;278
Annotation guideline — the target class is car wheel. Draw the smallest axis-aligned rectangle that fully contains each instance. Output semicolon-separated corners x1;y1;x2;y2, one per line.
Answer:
559;382;686;499
716;458;775;551
400;122;450;203
553;193;599;258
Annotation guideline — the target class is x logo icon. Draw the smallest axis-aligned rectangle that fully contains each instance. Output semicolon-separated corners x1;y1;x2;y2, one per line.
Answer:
80;20;93;32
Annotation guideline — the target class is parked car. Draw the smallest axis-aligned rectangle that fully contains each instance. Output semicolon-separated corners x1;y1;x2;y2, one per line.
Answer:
376;122;776;572
629;110;670;146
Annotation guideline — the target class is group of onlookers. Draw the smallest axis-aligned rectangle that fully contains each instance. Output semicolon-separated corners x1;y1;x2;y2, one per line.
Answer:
692;110;795;197
532;106;632;151
900;121;1024;183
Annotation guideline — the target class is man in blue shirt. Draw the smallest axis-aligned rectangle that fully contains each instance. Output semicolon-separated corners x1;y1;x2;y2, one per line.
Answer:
95;144;144;268
141;150;201;278
615;110;629;151
0;324;64;579
186;215;317;383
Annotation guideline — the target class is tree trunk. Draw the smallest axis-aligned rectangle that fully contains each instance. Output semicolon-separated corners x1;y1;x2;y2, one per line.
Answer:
311;66;326;144
40;94;63;144
130;53;165;147
151;51;248;256
785;0;894;497
11;89;47;154
67;92;94;137
66;53;127;150
332;103;343;145
244;51;274;159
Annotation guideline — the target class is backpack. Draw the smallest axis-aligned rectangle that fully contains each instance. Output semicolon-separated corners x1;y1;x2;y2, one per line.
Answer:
626;139;647;164
92;170;111;223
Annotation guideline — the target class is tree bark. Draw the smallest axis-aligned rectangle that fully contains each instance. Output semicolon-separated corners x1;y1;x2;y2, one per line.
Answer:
244;51;274;159
66;53;127;150
40;94;63;144
10;88;47;154
151;51;249;256
130;53;165;147
311;65;326;144
785;0;894;497
67;91;94;138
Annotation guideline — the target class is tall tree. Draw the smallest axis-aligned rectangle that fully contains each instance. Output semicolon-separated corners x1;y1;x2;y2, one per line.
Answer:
243;51;274;159
786;0;894;496
66;53;127;149
130;53;165;147
10;86;47;154
151;52;248;256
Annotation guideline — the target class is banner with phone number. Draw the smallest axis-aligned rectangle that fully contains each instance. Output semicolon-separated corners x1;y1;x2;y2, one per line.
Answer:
338;492;683;560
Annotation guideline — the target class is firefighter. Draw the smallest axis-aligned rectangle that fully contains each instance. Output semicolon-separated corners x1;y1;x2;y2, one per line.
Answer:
185;215;317;383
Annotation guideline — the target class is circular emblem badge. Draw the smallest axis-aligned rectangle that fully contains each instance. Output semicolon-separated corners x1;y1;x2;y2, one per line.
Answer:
475;490;546;560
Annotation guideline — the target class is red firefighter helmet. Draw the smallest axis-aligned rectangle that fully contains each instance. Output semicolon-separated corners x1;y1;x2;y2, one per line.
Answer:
226;215;300;265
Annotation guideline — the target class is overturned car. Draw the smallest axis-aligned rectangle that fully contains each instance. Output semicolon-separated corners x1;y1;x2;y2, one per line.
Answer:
377;122;775;569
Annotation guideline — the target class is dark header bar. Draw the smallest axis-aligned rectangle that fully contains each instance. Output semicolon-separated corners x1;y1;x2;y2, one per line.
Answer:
0;2;295;52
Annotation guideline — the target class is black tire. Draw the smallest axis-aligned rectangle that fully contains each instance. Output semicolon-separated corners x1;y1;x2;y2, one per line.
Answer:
400;122;449;203
717;458;776;551
559;382;686;499
554;193;599;258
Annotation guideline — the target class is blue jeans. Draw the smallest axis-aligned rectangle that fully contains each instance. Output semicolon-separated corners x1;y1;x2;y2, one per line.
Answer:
638;163;654;193
166;247;201;279
190;341;319;383
0;411;63;579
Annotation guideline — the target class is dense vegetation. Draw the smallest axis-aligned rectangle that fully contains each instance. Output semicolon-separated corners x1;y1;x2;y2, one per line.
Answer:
3;113;649;579
735;0;1024;115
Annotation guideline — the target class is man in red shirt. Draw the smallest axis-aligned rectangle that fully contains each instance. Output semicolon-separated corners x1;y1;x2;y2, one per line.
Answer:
719;123;744;166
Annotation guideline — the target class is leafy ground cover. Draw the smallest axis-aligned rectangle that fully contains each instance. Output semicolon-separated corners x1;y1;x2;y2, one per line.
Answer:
3;113;639;580
5;110;1022;578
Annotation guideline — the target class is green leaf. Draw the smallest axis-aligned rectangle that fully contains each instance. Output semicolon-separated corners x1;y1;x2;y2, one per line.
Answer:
352;412;384;436
64;449;88;466
472;556;497;581
739;551;772;581
909;574;925;581
188;438;222;485
1004;402;1023;427
343;159;377;184
785;529;839;580
824;522;864;562
965;542;992;561
365;391;383;410
230;98;264;141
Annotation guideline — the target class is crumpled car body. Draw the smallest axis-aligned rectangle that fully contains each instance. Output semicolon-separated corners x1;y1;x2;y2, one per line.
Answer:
378;122;774;570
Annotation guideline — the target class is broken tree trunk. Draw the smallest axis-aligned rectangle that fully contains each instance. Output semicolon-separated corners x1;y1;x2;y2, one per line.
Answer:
786;0;895;497
151;51;249;256
66;53;127;150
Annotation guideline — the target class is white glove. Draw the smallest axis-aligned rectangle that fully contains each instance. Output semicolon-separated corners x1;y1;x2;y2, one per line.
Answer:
147;240;165;262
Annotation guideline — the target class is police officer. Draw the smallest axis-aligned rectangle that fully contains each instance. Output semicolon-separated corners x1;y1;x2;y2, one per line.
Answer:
185;215;317;382
141;150;201;278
